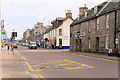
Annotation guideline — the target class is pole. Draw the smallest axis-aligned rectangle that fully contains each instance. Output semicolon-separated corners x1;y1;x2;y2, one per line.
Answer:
0;0;2;79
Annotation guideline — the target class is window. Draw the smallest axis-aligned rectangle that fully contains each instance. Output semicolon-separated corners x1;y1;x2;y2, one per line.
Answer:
85;12;87;17
105;36;109;49
35;32;37;35
106;15;109;28
59;29;62;35
80;24;81;32
96;18;99;30
94;6;97;14
35;27;38;29
88;21;91;32
88;38;90;49
70;33;72;38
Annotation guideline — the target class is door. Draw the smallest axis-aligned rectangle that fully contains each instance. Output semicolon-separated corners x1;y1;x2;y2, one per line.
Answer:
79;39;82;51
59;39;62;48
96;37;99;53
76;39;78;51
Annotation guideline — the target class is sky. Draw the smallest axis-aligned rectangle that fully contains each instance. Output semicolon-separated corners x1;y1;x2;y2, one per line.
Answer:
1;0;107;40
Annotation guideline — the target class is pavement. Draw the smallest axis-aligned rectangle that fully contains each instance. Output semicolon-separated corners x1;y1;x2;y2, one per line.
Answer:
2;47;38;78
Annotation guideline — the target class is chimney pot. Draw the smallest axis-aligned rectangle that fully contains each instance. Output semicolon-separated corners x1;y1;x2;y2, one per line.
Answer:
66;10;72;18
79;4;88;14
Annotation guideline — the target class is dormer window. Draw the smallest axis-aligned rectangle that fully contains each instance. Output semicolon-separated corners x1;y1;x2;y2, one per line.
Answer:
78;14;80;20
94;6;97;14
85;12;87;17
35;27;38;29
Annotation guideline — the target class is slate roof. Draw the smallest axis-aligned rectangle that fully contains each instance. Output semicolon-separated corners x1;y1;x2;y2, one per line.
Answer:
98;2;119;16
71;1;120;26
44;17;73;34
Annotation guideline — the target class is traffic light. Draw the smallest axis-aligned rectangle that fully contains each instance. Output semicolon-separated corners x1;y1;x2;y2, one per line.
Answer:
13;37;15;39
12;32;17;39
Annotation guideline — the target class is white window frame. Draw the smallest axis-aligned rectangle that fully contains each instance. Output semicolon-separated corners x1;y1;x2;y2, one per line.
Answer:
105;36;109;49
59;29;62;35
106;15;109;28
88;38;90;49
88;21;91;32
85;12;87;17
119;33;120;52
97;18;99;30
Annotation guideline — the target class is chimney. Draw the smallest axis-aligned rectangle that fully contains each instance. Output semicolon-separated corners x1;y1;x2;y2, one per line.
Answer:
66;10;72;18
79;4;88;14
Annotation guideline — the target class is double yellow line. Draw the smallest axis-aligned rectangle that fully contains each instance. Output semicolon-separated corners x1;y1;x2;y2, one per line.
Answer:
77;54;118;63
15;50;45;79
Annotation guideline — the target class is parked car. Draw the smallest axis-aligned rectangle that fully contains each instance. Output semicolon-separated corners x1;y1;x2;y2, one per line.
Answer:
29;42;37;49
25;43;29;47
13;44;18;49
22;43;26;46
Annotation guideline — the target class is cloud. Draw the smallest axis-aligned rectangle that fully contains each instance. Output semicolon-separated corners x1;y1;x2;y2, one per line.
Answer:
2;0;107;39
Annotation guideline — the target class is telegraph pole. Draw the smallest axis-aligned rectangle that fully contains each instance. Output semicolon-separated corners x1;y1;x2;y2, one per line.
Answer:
0;0;1;53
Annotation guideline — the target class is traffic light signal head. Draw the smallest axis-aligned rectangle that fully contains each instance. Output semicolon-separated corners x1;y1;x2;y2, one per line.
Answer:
12;32;17;37
13;37;15;39
12;32;17;39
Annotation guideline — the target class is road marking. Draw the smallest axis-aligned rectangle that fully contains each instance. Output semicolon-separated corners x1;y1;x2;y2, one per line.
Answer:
33;75;39;78
77;55;118;63
15;50;34;72
24;61;34;72
33;60;94;72
33;74;45;80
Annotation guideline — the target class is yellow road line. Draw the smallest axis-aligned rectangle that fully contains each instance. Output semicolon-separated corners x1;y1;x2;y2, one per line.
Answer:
24;61;34;72
13;50;45;79
33;75;39;78
78;55;118;63
34;74;45;80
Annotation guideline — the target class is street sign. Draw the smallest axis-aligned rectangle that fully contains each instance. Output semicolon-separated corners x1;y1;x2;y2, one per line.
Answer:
2;32;5;35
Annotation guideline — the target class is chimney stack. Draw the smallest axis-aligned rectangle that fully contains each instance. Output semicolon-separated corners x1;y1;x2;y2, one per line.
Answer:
79;4;88;14
66;10;72;18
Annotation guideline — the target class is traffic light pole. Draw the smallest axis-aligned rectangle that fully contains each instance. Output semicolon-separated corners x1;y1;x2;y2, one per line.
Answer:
0;0;2;79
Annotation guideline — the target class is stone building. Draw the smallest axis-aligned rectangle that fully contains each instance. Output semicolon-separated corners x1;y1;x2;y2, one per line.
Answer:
22;29;31;42
23;22;47;43
70;1;120;56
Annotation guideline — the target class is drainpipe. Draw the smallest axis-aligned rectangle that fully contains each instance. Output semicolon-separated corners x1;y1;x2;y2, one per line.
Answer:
114;11;117;51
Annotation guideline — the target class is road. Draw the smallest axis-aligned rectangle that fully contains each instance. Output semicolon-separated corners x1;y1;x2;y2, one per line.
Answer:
2;45;119;79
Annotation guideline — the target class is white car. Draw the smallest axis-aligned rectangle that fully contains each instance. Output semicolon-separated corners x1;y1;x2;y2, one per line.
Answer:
29;42;37;49
22;43;26;46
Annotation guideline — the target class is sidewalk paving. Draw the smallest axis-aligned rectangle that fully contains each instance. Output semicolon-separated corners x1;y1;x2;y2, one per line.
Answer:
2;47;34;78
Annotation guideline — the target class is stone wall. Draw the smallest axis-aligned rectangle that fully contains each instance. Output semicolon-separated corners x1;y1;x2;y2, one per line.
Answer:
70;11;117;54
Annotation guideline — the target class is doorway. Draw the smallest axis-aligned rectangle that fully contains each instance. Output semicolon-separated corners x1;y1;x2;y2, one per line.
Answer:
79;39;82;51
59;39;62;48
96;37;99;53
76;39;78;51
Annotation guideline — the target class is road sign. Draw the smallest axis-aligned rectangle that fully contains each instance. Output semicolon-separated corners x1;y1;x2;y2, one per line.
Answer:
2;32;5;35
